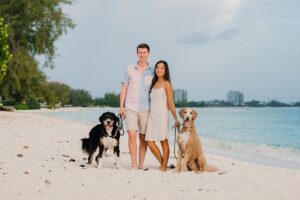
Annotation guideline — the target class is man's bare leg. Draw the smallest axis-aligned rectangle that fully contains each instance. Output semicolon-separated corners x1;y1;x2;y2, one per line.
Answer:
138;133;147;169
128;130;137;169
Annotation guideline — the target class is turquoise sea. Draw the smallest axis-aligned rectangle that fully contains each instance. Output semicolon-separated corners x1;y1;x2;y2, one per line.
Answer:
43;107;300;169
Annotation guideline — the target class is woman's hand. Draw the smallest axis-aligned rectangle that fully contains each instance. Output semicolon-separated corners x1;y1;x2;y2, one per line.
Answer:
173;119;180;129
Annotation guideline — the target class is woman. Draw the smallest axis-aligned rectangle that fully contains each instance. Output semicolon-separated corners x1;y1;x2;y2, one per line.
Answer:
145;60;180;171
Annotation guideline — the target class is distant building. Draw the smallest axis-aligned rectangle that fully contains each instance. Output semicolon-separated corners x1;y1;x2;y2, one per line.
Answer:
173;89;187;103
226;91;244;105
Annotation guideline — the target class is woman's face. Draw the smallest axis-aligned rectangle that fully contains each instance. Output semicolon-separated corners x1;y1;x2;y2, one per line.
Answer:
155;63;165;78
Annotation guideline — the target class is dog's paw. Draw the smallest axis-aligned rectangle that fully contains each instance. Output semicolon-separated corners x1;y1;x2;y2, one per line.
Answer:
116;165;122;169
180;167;187;172
96;163;103;169
173;168;180;173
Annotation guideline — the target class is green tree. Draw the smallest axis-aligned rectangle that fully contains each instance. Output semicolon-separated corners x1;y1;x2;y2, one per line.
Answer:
0;0;75;68
0;48;46;102
45;81;71;106
0;0;75;102
293;102;300;107
94;97;105;106
0;17;12;80
266;100;288;107
94;92;120;107
70;89;92;107
43;86;56;109
103;92;120;107
245;100;261;107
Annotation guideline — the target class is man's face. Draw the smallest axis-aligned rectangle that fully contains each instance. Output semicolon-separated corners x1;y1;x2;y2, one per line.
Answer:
137;48;149;63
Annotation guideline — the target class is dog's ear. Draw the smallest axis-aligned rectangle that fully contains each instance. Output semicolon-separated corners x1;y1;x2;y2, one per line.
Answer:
99;113;104;123
179;108;185;119
192;110;198;120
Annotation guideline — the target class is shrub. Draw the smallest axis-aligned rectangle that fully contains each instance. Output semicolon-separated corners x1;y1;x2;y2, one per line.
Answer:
27;98;41;109
3;99;15;106
14;98;41;110
14;104;28;110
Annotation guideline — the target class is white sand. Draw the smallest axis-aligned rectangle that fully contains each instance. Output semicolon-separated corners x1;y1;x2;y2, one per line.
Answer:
0;111;299;200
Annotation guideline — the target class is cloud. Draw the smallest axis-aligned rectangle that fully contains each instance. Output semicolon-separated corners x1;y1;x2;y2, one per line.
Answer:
179;29;239;45
209;0;243;26
90;0;244;31
244;0;288;6
158;0;243;26
274;53;299;61
178;32;212;45
216;29;239;41
263;0;284;5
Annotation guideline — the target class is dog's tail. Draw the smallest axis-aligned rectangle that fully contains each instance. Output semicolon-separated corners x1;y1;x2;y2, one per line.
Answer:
206;165;218;172
81;138;90;153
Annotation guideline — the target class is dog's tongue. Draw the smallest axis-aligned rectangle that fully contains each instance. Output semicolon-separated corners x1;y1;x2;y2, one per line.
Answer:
184;121;191;128
106;126;112;133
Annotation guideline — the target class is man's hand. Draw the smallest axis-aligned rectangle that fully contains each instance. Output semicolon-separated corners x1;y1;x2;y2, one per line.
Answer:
119;107;125;118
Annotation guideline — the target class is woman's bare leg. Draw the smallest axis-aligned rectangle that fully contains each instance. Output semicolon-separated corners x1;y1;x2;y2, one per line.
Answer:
147;141;163;165
160;139;170;172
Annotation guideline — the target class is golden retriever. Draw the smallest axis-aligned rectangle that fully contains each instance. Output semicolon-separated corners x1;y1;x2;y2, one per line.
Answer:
174;108;216;173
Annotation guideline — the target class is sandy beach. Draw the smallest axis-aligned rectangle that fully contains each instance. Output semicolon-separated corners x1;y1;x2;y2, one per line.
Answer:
0;110;299;200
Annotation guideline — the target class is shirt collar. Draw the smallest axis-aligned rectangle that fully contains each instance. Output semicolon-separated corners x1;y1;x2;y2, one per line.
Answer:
134;63;152;71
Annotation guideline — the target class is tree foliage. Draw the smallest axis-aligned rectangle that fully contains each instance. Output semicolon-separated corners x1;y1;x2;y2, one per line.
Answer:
45;81;71;106
94;92;120;107
293;102;300;107
0;17;12;80
0;0;75;67
0;48;46;102
266;100;288;107
0;0;75;102
69;89;92;107
245;100;262;107
103;92;120;107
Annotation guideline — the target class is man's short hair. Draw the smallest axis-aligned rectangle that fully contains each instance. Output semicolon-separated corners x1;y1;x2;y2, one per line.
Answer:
137;43;150;52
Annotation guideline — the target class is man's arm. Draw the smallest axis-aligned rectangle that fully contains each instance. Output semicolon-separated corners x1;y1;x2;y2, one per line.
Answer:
119;83;128;116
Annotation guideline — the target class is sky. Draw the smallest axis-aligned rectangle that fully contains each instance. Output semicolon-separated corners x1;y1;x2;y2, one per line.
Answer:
43;0;300;102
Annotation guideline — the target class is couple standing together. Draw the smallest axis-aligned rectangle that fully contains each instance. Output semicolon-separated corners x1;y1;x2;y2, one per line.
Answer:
119;43;180;171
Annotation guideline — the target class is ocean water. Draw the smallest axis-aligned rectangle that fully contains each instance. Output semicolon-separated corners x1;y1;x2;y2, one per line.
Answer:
43;107;300;169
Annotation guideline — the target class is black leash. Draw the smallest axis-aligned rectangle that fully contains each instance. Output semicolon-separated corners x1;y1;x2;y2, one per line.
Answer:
118;114;125;136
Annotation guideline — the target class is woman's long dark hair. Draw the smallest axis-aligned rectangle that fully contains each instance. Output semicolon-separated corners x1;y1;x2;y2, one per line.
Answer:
150;60;171;93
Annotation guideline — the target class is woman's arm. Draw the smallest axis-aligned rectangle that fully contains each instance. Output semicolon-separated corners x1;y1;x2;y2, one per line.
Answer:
164;81;180;127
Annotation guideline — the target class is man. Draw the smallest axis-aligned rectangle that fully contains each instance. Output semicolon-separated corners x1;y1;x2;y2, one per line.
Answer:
119;43;153;169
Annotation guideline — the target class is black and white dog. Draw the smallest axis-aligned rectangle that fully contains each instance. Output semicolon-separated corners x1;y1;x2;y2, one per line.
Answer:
81;112;121;168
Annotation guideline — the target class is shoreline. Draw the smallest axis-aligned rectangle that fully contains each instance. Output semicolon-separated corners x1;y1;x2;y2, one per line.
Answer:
17;107;300;169
1;110;300;200
204;145;300;169
169;134;300;169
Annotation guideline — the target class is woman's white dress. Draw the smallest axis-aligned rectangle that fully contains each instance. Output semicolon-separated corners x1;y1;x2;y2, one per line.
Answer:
145;87;169;141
